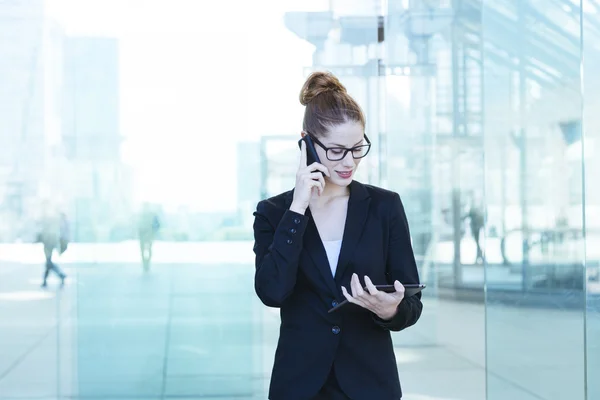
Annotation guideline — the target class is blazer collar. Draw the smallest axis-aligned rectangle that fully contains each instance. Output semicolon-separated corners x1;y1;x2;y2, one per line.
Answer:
289;181;371;296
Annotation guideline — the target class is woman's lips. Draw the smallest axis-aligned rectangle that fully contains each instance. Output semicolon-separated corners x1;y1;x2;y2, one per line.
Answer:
336;170;353;179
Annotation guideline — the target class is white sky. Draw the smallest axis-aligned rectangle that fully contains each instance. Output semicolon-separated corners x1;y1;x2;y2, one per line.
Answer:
45;0;326;212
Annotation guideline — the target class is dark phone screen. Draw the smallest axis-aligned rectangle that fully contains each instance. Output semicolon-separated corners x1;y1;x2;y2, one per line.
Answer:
298;135;321;165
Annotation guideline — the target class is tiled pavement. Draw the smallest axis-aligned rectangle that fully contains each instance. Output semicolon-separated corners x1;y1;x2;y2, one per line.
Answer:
0;256;599;400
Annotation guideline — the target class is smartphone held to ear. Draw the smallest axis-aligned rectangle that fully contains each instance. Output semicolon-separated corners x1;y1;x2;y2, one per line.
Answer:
298;135;324;176
298;135;321;165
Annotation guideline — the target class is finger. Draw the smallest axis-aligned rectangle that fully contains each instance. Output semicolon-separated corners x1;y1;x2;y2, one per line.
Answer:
350;273;364;297
394;280;405;293
342;286;367;308
306;162;330;177
364;275;379;296
311;183;323;197
307;172;324;181
308;179;324;192
362;276;389;306
299;139;307;167
391;292;405;303
316;173;326;192
341;286;355;303
342;286;358;305
391;280;406;300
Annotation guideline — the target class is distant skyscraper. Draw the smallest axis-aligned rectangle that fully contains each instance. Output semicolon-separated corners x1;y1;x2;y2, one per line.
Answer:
0;0;46;161
62;36;131;241
62;37;121;162
0;0;57;239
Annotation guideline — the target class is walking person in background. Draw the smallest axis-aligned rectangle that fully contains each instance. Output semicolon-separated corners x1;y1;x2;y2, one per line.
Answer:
138;204;160;271
463;193;485;264
39;206;68;288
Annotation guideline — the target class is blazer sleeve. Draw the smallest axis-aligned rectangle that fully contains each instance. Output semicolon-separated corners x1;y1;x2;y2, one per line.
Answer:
373;192;424;331
253;200;309;307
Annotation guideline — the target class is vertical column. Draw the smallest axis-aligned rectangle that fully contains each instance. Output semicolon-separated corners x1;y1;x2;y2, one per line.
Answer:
450;0;463;285
516;0;530;289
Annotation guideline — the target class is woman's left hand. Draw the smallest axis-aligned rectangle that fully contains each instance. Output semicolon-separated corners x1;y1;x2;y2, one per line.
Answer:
341;273;405;321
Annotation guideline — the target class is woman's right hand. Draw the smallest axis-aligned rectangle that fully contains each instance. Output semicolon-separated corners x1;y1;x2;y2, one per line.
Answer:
289;140;330;214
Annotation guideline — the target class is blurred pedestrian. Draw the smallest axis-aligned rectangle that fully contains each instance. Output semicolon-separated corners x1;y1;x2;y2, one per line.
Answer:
463;193;485;264
138;204;160;271
39;207;68;288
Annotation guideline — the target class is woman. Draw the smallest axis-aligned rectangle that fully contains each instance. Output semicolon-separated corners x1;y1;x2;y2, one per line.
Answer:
253;71;423;400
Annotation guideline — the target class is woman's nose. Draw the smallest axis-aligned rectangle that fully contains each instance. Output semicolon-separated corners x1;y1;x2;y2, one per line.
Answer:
342;151;354;166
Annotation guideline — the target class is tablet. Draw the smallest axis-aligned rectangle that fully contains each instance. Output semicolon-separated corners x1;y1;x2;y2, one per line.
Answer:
327;283;426;313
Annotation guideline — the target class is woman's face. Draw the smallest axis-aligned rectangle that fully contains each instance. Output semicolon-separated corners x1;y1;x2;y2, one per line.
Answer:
311;120;366;187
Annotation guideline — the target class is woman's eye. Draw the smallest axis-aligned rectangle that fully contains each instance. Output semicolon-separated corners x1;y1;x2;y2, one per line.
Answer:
330;148;344;155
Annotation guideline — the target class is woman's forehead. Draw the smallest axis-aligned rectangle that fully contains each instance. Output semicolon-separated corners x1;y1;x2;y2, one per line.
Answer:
324;122;363;145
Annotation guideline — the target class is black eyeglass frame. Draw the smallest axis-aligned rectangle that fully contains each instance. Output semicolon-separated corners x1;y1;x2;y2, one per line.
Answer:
306;132;372;161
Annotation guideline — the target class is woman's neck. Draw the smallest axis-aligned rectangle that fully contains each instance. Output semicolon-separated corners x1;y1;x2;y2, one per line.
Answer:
310;184;350;208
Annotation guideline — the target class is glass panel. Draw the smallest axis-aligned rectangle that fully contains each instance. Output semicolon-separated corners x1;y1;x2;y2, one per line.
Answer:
583;0;600;397
0;0;301;398
483;0;586;398
0;1;68;398
65;1;261;397
384;0;486;399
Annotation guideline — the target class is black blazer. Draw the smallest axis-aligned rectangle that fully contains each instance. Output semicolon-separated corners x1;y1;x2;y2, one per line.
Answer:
253;180;423;400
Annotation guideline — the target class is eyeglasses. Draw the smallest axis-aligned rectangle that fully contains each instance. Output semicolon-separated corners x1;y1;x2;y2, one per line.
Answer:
308;133;372;161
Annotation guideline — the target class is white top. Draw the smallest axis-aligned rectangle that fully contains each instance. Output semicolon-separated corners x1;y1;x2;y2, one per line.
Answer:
322;239;343;277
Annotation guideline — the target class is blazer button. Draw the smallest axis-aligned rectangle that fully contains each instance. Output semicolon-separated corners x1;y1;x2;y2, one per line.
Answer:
331;300;338;307
331;326;340;335
293;217;301;224
286;239;293;245
290;228;297;234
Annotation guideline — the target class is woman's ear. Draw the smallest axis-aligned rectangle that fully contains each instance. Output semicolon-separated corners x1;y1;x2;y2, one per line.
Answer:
300;131;307;138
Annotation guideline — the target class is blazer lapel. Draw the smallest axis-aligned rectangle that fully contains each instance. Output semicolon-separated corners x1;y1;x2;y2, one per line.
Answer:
284;190;338;294
304;210;339;295
283;183;371;295
334;181;371;284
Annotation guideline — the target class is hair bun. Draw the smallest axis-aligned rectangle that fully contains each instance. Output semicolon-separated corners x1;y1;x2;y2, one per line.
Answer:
299;71;347;106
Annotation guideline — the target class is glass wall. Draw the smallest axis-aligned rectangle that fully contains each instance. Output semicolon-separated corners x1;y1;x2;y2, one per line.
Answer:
481;1;587;398
583;0;600;398
0;0;598;399
384;1;488;398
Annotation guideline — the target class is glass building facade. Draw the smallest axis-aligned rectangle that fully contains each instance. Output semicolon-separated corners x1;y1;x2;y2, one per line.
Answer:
0;0;598;399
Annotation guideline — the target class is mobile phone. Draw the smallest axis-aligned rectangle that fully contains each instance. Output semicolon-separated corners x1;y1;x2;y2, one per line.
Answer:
328;283;426;313
297;135;324;176
369;284;426;297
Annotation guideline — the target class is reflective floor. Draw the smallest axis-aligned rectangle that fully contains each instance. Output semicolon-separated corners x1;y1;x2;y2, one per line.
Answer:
0;243;598;400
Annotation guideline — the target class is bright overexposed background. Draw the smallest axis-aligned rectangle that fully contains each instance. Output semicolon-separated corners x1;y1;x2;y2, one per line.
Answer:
45;0;326;212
